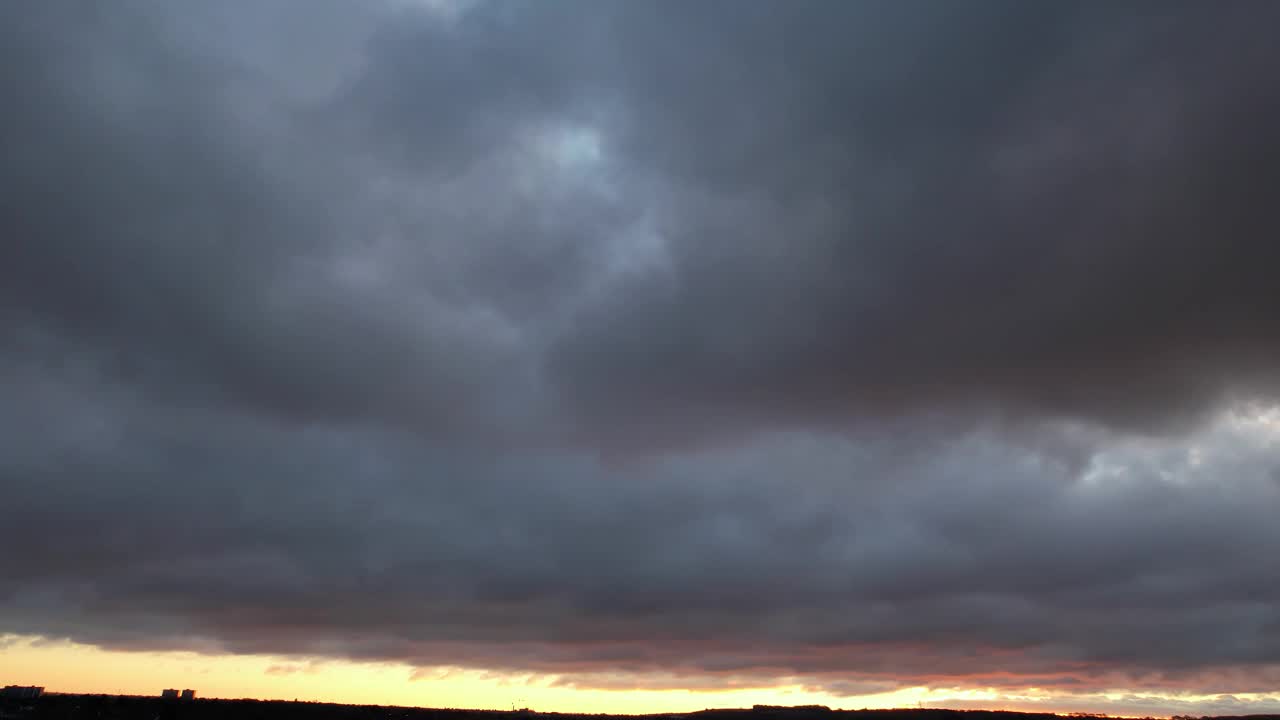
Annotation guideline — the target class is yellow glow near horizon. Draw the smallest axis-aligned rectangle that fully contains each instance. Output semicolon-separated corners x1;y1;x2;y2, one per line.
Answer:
0;635;930;713
8;634;1276;717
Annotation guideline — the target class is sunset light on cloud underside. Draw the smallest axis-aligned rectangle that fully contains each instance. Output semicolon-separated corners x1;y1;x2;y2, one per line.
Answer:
5;1;1280;718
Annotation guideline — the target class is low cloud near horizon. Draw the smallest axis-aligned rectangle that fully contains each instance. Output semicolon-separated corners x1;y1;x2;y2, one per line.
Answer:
4;1;1280;716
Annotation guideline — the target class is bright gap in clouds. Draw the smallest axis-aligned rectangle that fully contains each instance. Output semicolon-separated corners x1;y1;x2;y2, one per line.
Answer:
541;125;603;169
391;0;479;24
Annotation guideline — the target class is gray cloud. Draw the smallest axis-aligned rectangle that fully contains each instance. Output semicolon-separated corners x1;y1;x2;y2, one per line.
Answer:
547;0;1280;443
3;0;1280;709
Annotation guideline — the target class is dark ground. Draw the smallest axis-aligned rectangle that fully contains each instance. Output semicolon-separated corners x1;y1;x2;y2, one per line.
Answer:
3;696;1278;720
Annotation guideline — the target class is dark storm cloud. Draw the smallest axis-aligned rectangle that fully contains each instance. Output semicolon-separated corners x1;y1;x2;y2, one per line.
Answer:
3;0;1280;707
547;0;1280;440
0;0;584;437
5;378;1280;696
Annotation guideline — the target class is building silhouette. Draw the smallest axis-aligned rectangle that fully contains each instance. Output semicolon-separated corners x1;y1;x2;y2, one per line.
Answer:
161;689;179;699
1;686;43;699
181;690;196;700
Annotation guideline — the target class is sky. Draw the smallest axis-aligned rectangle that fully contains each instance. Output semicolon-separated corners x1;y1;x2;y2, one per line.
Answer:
3;0;1280;716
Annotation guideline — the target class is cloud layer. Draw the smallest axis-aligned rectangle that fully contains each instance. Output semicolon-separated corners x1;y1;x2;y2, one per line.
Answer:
4;0;1280;713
